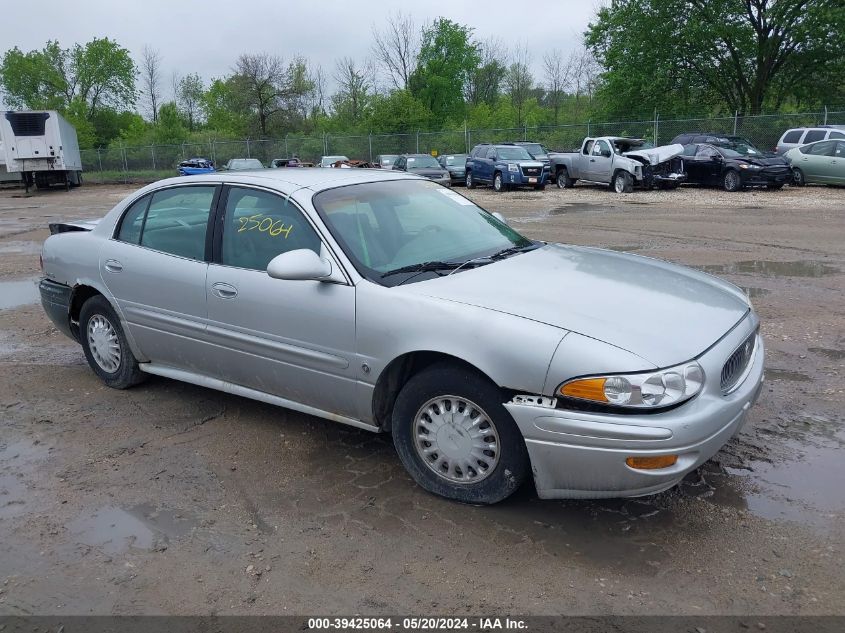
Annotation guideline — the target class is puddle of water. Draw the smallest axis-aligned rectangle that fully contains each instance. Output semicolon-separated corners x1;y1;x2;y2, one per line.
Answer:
604;245;644;252
809;347;845;362
68;504;197;553
0;241;41;255
0;278;39;310
698;260;840;277
740;286;770;298
765;368;813;382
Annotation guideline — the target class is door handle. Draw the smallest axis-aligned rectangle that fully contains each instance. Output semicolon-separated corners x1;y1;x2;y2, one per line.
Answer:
589;159;596;162
211;282;238;299
104;259;123;273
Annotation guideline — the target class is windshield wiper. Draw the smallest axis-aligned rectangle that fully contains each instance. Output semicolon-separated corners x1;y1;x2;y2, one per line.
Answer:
488;243;541;260
381;261;465;278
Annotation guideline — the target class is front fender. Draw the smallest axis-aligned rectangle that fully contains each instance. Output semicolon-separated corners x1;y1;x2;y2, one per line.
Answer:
356;281;566;396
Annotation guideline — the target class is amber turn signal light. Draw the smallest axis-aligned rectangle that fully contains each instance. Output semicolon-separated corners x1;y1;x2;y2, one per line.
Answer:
625;455;678;470
559;378;608;402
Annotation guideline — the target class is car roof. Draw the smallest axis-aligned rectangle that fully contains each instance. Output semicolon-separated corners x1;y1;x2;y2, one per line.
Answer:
146;167;420;193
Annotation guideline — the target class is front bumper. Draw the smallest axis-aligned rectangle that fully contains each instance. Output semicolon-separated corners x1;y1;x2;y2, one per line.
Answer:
447;169;466;184
505;314;764;499
507;170;547;187
740;168;790;186
427;174;452;187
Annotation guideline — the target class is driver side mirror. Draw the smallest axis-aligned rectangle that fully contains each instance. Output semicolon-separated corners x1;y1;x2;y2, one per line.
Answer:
267;249;333;281
492;211;510;226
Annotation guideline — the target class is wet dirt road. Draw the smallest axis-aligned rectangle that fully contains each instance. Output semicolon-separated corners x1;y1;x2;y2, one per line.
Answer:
0;183;842;615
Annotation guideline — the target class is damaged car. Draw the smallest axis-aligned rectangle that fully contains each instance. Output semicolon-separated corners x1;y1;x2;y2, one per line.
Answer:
550;137;686;192
38;169;763;504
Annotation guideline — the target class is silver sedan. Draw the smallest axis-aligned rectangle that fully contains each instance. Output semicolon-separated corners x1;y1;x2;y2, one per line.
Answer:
39;169;764;504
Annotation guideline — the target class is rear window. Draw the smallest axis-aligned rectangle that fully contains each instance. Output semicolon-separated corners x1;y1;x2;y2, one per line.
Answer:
782;130;803;144
804;130;826;143
830;131;845;139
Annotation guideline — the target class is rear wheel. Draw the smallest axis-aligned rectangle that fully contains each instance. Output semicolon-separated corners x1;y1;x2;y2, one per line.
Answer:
79;295;145;389
465;171;476;189
791;167;805;187
722;169;742;192
392;362;529;504
493;172;505;192
612;171;633;193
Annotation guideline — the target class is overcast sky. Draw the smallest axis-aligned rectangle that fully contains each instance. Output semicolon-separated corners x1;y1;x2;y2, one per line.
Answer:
3;0;601;101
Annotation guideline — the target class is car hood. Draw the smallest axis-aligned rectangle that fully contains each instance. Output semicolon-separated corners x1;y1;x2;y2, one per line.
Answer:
623;144;684;165
735;155;788;167
405;244;749;367
409;168;448;177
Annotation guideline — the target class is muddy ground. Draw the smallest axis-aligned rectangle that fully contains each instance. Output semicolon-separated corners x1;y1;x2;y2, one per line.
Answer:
0;182;842;616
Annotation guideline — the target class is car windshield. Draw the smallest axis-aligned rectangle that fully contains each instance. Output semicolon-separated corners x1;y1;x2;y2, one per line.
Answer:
380;156;398;166
612;139;654;153
711;138;761;156
406;155;440;168
442;154;467;166
229;159;263;170
314;180;535;286
519;144;548;158
497;147;533;160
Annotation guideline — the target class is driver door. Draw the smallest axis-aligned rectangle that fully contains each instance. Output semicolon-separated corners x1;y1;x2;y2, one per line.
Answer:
204;185;359;419
587;139;613;182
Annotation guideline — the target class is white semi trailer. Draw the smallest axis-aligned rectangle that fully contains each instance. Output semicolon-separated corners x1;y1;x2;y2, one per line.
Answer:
0;110;83;191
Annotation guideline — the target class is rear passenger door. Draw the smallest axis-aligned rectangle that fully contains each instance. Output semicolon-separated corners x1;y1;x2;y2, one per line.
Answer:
204;185;359;418
832;142;845;184
99;184;219;371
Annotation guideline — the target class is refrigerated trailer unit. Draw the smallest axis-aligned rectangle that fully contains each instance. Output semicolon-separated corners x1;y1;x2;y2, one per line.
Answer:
0;110;83;191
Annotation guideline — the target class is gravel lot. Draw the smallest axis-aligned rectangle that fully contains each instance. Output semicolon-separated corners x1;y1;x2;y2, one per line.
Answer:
0;181;842;616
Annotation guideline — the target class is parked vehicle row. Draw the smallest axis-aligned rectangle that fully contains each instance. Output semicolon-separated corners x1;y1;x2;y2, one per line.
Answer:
179;124;843;191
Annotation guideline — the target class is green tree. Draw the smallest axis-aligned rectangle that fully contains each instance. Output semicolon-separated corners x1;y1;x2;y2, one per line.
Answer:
0;38;136;116
202;78;250;137
176;73;204;132
587;0;845;116
367;90;432;133
409;18;480;121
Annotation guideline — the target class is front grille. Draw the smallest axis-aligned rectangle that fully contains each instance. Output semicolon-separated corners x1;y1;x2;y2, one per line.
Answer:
721;331;757;394
522;167;541;177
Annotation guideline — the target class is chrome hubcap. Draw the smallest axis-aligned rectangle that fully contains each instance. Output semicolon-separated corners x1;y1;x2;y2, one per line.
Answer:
726;172;739;189
87;314;121;372
413;396;500;484
615;175;624;192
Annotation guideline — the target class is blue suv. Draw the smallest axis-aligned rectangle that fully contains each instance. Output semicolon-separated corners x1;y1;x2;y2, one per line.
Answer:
465;143;547;191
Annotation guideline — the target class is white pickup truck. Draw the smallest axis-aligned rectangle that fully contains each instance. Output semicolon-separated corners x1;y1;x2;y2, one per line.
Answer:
550;137;686;193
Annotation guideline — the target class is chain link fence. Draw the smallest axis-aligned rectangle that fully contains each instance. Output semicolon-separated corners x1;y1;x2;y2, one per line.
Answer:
80;107;845;184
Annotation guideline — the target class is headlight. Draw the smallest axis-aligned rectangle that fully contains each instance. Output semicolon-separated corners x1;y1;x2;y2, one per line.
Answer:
508;163;519;172
558;360;705;410
739;164;762;170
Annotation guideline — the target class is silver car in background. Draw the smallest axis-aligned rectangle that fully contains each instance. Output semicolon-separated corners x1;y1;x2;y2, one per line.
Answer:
39;169;764;504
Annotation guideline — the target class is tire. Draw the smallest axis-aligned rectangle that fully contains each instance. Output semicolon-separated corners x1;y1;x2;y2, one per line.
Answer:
555;169;575;189
612;170;633;193
392;362;530;504
79;295;145;389
792;168;805;187
493;172;504;192
722;169;742;192
465;171;476;189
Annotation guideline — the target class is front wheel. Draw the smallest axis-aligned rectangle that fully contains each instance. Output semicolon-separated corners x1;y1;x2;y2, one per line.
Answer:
465;171;476;189
493;172;505;192
556;169;575;189
392;362;529;504
612;171;633;193
791;168;805;187
79;295;146;389
722;169;742;192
